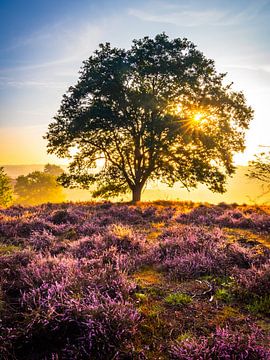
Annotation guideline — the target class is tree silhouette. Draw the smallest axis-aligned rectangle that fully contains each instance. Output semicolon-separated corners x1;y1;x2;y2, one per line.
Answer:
0;167;13;207
44;164;64;177
248;151;270;183
248;150;270;201
46;33;253;202
15;171;65;205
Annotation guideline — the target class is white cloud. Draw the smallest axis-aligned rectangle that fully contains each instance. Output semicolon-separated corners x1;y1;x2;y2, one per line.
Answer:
128;0;270;27
128;7;227;27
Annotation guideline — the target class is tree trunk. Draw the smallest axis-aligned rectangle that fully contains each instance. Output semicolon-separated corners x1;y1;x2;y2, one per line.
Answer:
132;185;142;203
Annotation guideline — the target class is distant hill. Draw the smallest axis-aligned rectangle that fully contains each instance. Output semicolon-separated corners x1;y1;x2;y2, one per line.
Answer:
3;164;270;204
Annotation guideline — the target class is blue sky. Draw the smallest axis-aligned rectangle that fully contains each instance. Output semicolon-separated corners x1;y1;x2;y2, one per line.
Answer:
0;0;270;164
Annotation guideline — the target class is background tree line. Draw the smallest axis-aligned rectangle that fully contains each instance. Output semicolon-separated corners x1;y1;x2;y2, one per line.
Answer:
0;164;65;207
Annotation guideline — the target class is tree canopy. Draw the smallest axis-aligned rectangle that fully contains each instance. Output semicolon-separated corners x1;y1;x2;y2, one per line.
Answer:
14;171;65;205
46;33;253;202
0;167;13;207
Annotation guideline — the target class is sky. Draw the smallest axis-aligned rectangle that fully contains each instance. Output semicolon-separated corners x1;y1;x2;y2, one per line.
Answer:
0;0;270;165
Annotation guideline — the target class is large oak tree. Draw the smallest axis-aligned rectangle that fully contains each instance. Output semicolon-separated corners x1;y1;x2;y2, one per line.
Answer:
46;33;253;202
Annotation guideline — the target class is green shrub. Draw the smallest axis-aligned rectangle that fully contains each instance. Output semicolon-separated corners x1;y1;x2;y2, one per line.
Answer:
247;295;270;315
215;288;233;303
164;292;192;307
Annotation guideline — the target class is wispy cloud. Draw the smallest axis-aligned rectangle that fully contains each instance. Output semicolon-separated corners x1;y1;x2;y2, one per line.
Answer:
128;0;270;27
1;22;103;73
128;7;227;27
224;64;270;73
0;58;77;74
0;79;67;89
0;21;104;97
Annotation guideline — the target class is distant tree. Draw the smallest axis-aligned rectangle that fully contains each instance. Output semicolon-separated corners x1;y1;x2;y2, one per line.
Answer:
248;151;270;183
248;150;270;200
44;164;64;177
0;167;13;207
14;171;65;205
46;33;253;202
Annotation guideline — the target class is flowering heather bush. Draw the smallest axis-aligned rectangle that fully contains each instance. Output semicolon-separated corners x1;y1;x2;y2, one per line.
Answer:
155;226;230;279
225;241;254;269
67;224;149;273
17;292;139;359
158;226;225;254
171;326;270;359
1;253;139;358
233;261;270;298
177;204;225;225
28;230;57;252
0;250;34;296
49;208;82;225
105;224;146;254
162;251;228;280
177;204;270;232
155;225;270;280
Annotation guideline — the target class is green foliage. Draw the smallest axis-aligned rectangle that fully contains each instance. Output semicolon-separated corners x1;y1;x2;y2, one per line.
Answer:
146;304;163;319
135;292;148;302
247;295;270;315
14;171;65;205
146;287;166;298
0;244;20;254
0;167;13;207
215;288;233;303
176;331;193;342
164;292;192;307
46;33;253;201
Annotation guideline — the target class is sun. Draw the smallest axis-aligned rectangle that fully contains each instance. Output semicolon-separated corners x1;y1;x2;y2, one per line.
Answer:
170;103;208;131
193;112;204;122
192;112;208;127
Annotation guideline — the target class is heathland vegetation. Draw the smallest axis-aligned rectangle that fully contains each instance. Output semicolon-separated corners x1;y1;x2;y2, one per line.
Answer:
0;202;269;358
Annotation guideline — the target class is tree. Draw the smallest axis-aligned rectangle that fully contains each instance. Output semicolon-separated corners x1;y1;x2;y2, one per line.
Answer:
14;171;65;205
247;149;270;200
45;33;253;202
248;150;270;183
0;167;13;207
44;164;64;177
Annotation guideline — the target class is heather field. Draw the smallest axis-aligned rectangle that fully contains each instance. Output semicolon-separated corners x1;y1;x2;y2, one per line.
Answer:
0;202;270;359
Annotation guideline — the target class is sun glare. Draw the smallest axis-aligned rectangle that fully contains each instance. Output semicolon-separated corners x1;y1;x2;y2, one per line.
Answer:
193;113;204;122
176;103;183;114
172;103;208;131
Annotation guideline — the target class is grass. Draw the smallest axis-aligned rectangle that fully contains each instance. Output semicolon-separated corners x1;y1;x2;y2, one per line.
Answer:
215;288;234;303
247;295;270;315
164;292;192;307
0;243;20;254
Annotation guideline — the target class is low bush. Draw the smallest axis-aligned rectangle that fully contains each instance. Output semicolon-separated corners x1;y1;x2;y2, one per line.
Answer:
171;326;270;359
